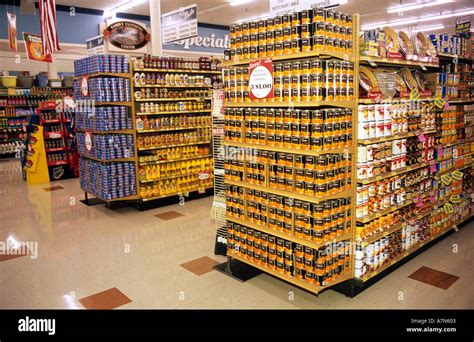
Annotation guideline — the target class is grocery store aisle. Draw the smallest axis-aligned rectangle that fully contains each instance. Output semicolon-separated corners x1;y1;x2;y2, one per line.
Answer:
0;158;473;309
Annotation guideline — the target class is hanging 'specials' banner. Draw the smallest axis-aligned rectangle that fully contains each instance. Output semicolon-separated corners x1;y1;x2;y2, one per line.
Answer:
104;19;150;53
22;32;53;63
7;12;17;51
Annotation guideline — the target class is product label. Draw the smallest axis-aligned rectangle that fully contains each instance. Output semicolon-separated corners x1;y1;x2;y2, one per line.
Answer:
84;132;92;152
418;132;426;142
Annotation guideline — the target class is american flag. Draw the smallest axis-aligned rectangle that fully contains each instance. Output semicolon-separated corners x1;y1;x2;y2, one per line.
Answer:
38;0;60;55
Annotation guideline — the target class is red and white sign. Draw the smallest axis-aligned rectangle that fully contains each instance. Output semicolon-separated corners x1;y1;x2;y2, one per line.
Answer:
198;171;211;180
7;13;17;51
84;132;92;152
249;58;274;100
81;77;89;97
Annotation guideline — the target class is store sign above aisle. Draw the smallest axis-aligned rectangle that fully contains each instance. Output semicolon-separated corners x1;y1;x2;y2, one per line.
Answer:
86;35;105;56
455;16;471;34
161;4;198;44
249;59;274;100
269;0;344;16
104;19;150;52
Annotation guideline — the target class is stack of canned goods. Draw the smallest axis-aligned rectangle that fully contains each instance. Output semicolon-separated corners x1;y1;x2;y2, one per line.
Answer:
76;106;131;131
136;129;211;149
428;33;468;56
77;132;134;159
225;8;353;61
74;54;130;76
223;58;355;103
224;107;353;151
79;159;137;200
73;78;131;102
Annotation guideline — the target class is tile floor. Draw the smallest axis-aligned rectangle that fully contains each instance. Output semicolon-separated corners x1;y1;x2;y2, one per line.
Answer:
0;158;473;309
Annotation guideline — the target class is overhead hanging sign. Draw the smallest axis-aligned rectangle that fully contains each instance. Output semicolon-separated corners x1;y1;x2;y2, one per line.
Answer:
86;35;105;55
455;16;471;34
22;32;53;63
161;4;198;44
7;12;17;51
249;58;274;100
269;0;343;16
104;19;150;52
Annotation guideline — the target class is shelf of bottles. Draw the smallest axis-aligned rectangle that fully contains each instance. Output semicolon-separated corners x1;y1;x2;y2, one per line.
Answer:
131;55;221;200
221;9;359;294
74;54;138;201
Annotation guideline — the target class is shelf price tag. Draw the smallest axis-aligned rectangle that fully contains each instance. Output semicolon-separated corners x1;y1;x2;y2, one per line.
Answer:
444;203;454;214
198;187;206;194
452;170;463;180
434;96;446;109
450;194;461;204
418;132;426;142
416;197;424;207
410;88;420;101
428;195;436;203
441;173;452;185
367;58;377;67
430;162;438;173
418;62;427;71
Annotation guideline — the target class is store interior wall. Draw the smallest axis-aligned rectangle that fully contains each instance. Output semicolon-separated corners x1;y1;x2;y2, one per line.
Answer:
0;3;229;74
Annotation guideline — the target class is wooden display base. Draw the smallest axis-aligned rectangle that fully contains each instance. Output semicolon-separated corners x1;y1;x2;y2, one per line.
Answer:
333;215;473;298
214;257;263;282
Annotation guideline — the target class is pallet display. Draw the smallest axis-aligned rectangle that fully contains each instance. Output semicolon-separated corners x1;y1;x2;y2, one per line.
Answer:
74;55;139;203
218;9;360;294
131;55;220;202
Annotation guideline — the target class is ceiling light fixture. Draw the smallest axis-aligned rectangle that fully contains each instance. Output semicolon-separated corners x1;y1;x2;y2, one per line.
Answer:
103;0;146;18
230;0;252;6
362;9;474;30
412;24;445;32
387;0;452;14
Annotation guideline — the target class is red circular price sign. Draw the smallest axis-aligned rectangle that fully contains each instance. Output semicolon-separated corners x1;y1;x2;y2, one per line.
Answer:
249;58;274;100
84;132;92;152
81;76;89;97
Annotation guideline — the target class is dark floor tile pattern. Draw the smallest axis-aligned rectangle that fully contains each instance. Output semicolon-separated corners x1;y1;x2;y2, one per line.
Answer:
0;247;30;262
155;211;184;220
79;287;132;309
43;185;64;192
408;266;459;290
180;256;219;276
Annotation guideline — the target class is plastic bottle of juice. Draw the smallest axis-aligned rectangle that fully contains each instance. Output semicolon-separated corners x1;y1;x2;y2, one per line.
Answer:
159;181;165;195
152;184;159;196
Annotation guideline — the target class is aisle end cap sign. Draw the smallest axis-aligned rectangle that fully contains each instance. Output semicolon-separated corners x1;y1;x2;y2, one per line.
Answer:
162;4;198;44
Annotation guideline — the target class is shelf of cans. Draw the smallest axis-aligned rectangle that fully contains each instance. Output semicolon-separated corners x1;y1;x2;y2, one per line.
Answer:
74;55;138;202
226;221;352;291
76;106;132;132
224;8;355;64
130;56;220;201
222;13;360;294
223;58;356;104
223;107;353;153
79;159;137;201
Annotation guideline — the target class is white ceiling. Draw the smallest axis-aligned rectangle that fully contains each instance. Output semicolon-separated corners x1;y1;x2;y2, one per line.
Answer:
56;0;473;34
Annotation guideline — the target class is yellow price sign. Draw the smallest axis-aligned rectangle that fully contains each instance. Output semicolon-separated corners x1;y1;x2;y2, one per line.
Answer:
450;194;461;204
434;96;446;109
444;203;454;214
410;88;420;101
441;174;453;185
452;170;463;181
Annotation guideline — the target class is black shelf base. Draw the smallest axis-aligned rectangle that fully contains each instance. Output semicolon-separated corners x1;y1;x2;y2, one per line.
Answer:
333;215;473;298
214;257;262;282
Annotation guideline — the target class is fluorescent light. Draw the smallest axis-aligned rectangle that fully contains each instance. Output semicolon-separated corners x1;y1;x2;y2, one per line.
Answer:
412;24;445;32
387;0;452;14
230;0;252;6
362;9;474;30
103;0;146;17
237;13;270;23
